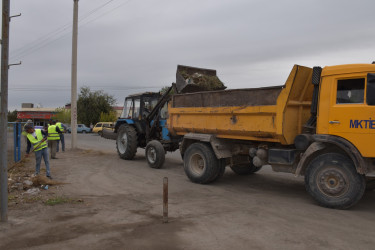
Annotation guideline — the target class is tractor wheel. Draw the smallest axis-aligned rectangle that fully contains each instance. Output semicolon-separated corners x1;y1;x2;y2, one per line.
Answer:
183;143;219;184
230;162;262;175
116;124;138;160
305;153;366;209
145;140;165;169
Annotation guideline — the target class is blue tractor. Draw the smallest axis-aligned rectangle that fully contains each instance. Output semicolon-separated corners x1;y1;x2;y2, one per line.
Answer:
114;65;225;169
114;86;179;169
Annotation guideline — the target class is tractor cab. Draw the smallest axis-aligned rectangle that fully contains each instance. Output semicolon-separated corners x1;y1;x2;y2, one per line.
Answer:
121;92;161;120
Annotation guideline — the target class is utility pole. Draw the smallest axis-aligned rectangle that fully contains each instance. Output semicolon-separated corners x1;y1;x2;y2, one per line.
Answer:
0;0;10;222
71;0;79;149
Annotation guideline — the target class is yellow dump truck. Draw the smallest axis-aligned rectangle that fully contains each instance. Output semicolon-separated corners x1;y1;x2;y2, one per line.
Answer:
167;63;375;209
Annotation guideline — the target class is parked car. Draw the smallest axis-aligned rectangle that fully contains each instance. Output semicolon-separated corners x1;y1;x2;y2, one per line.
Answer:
67;124;91;133
92;122;114;136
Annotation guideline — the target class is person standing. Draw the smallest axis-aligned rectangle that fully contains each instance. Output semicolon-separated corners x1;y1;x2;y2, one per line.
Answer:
56;120;67;152
48;120;62;159
24;124;52;179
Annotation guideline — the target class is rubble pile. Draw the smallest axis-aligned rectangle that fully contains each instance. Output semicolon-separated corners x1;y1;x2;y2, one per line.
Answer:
179;70;226;93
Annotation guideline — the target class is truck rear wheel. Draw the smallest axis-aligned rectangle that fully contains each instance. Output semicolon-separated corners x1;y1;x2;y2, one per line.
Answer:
116;124;138;160
183;143;219;184
366;178;375;191
145;140;165;169
230;163;262;175
305;153;365;209
208;159;226;183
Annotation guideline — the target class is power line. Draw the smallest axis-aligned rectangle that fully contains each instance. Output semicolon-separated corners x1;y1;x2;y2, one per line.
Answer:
10;0;130;61
79;0;132;29
10;0;118;58
9;85;162;92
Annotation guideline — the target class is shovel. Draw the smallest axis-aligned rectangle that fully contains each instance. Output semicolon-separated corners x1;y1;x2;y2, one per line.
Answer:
8;138;47;172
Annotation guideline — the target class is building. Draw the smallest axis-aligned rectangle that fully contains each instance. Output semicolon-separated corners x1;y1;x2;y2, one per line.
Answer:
17;103;57;127
113;106;123;118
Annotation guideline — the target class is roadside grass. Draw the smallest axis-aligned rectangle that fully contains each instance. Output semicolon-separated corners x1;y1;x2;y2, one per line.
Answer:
8;195;16;201
44;196;83;206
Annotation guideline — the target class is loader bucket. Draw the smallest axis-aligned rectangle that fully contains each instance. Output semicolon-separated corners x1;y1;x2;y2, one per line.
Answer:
176;65;226;93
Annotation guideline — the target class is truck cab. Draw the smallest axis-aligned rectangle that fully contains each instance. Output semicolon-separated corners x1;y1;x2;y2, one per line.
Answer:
317;64;375;158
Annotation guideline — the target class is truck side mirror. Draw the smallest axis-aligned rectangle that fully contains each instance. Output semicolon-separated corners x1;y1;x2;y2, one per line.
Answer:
367;73;375;105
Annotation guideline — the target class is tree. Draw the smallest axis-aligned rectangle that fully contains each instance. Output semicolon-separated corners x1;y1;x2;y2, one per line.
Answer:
159;86;175;95
54;107;71;124
7;110;18;122
99;111;117;122
77;86;116;126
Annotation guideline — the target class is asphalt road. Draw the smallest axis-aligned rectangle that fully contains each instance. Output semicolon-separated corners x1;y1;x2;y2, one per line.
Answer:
3;132;374;249
64;133;117;153
63;133;375;248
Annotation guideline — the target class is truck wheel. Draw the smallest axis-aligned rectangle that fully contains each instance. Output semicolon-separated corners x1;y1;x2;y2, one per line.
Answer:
145;140;165;169
366;180;375;191
305;153;366;209
116;124;138;160
183;143;219;184
208;159;226;183
230;163;262;175
365;178;375;191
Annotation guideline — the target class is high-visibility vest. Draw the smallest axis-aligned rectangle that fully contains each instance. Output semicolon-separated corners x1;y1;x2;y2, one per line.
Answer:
48;125;60;140
27;129;47;152
56;122;64;132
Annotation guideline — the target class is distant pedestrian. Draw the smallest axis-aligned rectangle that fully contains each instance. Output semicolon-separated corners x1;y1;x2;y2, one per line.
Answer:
24;124;52;179
48;120;62;159
56;120;67;152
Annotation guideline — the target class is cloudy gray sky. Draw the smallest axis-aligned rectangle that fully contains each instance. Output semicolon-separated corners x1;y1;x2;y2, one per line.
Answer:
4;0;375;110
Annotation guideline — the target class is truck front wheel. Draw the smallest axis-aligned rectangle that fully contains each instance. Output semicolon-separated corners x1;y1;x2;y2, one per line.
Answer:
305;153;365;209
145;140;165;169
183;143;219;184
116;124;138;160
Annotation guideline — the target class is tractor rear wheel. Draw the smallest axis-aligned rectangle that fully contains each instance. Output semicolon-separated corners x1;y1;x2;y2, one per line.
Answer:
116;124;138;160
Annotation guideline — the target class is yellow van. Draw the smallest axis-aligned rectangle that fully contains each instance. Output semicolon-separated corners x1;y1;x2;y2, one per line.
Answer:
92;122;114;135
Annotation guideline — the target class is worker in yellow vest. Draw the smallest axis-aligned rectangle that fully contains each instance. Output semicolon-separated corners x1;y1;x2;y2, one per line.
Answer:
56;120;67;152
24;124;52;179
48;120;62;159
22;119;33;154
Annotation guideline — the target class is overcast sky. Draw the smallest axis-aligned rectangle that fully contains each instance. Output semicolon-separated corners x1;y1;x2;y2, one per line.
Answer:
3;0;375;110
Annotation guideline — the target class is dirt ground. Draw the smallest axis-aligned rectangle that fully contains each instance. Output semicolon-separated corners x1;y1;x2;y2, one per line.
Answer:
1;134;375;249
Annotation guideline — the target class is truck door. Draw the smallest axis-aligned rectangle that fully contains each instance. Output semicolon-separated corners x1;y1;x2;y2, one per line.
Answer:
328;73;375;157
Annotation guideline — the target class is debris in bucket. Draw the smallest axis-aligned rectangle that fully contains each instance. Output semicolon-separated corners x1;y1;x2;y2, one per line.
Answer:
179;70;226;93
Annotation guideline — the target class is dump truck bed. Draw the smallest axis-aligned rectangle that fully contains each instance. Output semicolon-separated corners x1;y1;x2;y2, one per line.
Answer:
167;65;314;145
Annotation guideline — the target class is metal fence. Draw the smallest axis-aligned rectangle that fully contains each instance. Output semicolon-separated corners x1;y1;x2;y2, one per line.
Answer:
7;122;25;163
